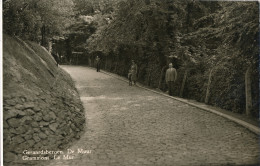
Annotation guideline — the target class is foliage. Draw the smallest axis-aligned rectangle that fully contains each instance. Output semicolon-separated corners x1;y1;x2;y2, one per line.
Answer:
52;0;124;63
3;0;75;44
85;0;259;117
3;0;258;117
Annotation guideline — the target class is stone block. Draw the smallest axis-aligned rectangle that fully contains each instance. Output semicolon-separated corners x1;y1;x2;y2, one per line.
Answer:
23;102;35;109
5;99;16;106
33;128;39;132
45;129;54;136
75;134;80;139
24;129;34;135
7;118;20;128
15;104;25;110
3;120;9;129
31;121;39;128
34;113;43;121
19;142;31;150
70;124;77;130
39;132;47;139
49;111;57;120
4;106;12;111
4;152;17;163
12;135;25;144
27;139;35;147
49;123;59;132
24;109;35;115
9;128;17;134
20;116;33;125
15;126;27;134
24;134;33;140
34;142;43;149
33;134;41;142
40;127;48;132
43;115;52;122
75;108;81;112
20;97;26;102
39;121;49;127
33;107;41;112
4;110;26;120
41;109;48;116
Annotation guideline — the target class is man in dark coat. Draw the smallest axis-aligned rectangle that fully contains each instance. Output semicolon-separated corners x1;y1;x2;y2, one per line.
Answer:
165;63;177;96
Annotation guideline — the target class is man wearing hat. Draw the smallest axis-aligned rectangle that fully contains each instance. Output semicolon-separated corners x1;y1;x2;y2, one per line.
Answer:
165;63;177;96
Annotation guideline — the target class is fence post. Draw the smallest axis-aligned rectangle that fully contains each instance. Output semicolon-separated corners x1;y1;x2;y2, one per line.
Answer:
245;65;252;116
148;70;151;86
88;56;91;66
115;61;118;72
205;68;213;104
180;70;188;97
105;56;107;70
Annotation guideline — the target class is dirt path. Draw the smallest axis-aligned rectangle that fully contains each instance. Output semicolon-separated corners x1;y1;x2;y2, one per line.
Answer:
46;65;259;166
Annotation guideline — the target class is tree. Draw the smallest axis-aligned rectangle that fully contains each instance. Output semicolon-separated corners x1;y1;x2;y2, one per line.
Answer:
85;0;258;117
3;0;75;47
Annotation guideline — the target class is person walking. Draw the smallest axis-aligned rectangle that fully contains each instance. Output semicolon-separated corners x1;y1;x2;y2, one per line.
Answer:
165;63;177;96
130;60;138;85
128;69;132;86
96;56;101;72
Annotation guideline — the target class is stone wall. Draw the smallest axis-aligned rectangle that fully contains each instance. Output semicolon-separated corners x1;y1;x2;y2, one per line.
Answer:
3;34;86;165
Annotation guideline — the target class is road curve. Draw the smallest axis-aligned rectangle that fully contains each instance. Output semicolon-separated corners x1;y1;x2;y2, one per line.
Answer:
46;65;259;166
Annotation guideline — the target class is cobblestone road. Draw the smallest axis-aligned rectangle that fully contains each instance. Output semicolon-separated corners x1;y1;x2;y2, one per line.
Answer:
46;66;259;166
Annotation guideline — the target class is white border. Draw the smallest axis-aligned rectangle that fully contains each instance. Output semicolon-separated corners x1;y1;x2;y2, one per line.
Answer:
1;0;3;165
0;0;259;165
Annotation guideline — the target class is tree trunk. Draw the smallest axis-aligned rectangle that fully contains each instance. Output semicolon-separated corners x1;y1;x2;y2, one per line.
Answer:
105;56;107;70
158;66;167;89
41;25;46;46
180;70;188;97
66;39;72;64
110;60;112;71
48;40;52;53
245;66;252;116
115;61;118;72
205;68;213;104
148;70;151;86
88;56;91;66
92;55;95;67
